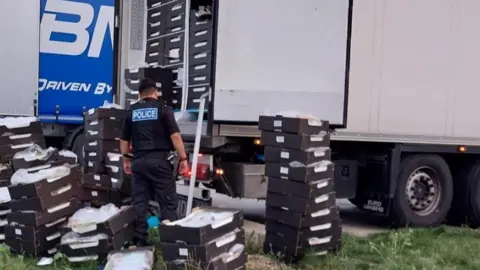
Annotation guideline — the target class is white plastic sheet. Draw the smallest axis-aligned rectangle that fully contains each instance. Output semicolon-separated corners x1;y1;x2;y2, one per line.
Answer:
167;209;234;228
104;250;154;270
61;231;108;245
0;116;37;129
87;101;122;115
10;165;70;186
67;204;120;228
13;144;55;162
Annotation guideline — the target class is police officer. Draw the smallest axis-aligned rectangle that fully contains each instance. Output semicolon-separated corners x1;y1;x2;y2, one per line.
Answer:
120;78;189;247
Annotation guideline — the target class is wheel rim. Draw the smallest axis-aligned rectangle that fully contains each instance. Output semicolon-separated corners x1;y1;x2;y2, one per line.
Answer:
405;166;442;216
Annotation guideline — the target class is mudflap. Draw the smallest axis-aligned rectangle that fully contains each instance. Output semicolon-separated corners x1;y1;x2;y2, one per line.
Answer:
351;150;398;217
353;195;392;216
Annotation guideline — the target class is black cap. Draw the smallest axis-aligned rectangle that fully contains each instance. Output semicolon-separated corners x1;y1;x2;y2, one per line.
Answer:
138;78;157;93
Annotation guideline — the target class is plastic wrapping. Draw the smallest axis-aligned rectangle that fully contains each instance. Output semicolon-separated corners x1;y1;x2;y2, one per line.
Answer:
168;209;234;228
174;111;196;122
67;204;120;228
215;243;245;263
87;101;123;115
58;149;77;162
60;231;108;245
107;153;122;162
10;165;71;186
13;144;56;162
0;163;8;172
289;160;333;169
0;116;37;130
104;250;154;270
275;111;321;121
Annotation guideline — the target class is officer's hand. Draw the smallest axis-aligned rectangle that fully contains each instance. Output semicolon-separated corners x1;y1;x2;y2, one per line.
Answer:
123;159;132;175
178;160;190;176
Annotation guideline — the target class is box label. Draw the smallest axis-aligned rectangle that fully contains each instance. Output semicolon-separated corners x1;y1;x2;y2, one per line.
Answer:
179;248;188;256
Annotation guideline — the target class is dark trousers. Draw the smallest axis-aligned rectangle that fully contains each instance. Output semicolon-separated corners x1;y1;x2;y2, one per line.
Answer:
131;152;177;243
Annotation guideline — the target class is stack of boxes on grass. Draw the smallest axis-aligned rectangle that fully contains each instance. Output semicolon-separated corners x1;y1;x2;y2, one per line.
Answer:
58;203;135;263
83;107;132;207
161;207;247;270
0;117;81;256
259;114;342;263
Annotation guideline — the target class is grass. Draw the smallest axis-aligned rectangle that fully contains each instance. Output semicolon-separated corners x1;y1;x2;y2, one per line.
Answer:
1;226;480;269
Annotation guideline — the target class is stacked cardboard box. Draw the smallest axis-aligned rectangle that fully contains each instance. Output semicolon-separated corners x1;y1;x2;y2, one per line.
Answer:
259;115;342;263
161;207;247;270
0;117;47;244
0;117;45;162
82;108;131;207
0;163;12;243
144;0;214;111
4;164;82;257
124;67;175;110
60;205;135;262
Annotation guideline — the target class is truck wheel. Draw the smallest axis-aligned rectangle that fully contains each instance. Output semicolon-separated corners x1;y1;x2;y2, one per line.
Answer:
390;155;453;227
72;133;85;166
450;162;480;227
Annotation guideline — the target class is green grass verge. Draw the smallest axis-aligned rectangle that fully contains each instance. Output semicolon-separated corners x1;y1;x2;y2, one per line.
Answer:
1;226;480;269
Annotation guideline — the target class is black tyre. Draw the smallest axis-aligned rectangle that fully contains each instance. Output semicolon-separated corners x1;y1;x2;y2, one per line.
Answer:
450;162;480;227
390;155;453;227
72;133;85;166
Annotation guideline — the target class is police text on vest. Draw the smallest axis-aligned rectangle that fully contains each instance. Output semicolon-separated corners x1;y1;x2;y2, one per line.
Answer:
133;108;158;121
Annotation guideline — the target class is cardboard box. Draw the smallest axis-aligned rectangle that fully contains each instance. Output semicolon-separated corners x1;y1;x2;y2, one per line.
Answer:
82;173;122;190
265;205;340;229
7;198;81;227
8;182;80;212
67;206;135;236
0;133;45;147
159;208;244;245
265;219;342;248
0;121;42;136
264;146;331;165
267;178;334;200
85;108;127;122
265;161;334;183
8;165;82;200
6;236;60;257
0;141;47;161
266;192;336;214
263;230;341;262
259;115;329;135
166;250;247;270
80;188;123;207
261;131;330;150
59;225;133;257
12;153;76;171
85;139;121;154
4;216;67;243
161;229;245;262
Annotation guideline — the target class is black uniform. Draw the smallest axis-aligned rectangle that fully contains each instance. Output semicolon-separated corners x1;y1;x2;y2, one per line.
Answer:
120;97;180;244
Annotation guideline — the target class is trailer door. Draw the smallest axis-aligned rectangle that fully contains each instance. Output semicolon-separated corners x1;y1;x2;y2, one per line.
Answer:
0;0;40;116
213;0;352;127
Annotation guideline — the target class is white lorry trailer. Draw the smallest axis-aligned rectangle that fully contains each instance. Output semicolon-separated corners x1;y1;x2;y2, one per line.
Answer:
117;0;480;227
2;0;480;227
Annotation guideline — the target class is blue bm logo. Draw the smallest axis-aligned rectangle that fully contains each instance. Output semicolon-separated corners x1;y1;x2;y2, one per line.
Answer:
133;108;158;122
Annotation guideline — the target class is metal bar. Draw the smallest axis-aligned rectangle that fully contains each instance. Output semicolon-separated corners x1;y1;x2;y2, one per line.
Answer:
181;0;191;111
186;92;209;215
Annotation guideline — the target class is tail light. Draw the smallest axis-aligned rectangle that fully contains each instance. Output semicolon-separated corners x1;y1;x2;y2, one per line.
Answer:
186;163;223;181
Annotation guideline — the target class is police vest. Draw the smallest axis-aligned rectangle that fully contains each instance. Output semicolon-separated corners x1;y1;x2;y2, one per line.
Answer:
130;98;173;153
